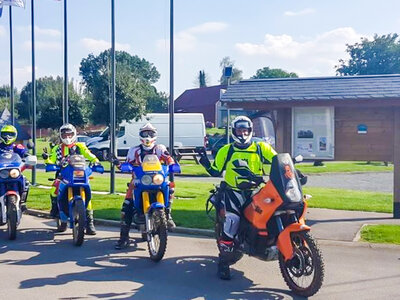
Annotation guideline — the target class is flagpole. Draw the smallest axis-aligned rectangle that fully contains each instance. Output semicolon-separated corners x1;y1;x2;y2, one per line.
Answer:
31;0;37;185
169;0;174;182
110;0;116;194
9;5;15;125
63;0;68;124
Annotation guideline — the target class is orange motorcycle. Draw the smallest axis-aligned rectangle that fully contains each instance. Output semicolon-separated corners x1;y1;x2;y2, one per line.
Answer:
207;153;324;297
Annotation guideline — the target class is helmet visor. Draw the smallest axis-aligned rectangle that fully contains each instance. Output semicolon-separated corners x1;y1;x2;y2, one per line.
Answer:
1;131;17;142
140;130;156;138
234;120;251;129
61;131;74;139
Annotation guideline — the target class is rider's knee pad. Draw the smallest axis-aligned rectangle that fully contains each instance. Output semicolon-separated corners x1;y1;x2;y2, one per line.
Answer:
222;212;240;240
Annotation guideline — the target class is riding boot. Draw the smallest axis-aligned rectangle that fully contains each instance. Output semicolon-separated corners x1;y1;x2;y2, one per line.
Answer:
218;255;231;280
50;195;59;218
166;207;176;229
85;209;97;235
115;224;131;250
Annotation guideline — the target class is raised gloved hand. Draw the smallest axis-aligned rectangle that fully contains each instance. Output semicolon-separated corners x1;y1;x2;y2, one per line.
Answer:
109;154;120;166
42;147;49;160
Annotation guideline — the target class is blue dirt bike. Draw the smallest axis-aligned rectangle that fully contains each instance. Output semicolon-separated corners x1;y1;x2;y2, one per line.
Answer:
0;151;37;240
46;154;104;246
120;154;181;261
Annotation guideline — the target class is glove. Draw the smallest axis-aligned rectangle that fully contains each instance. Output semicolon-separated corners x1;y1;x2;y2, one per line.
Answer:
109;154;120;166
197;147;207;158
42;147;49;160
199;155;211;169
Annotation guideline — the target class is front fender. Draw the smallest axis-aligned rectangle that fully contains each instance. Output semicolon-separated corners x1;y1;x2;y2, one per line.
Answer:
149;202;165;213
276;223;311;261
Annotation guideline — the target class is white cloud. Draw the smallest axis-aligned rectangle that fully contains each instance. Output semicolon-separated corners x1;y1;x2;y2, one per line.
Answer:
23;40;62;51
17;25;61;37
284;8;316;17
80;38;131;53
157;21;228;52
236;27;367;76
0;25;5;37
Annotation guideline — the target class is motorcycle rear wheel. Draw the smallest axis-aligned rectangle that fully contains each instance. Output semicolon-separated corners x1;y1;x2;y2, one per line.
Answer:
72;199;85;246
7;196;18;240
147;209;167;262
279;231;324;297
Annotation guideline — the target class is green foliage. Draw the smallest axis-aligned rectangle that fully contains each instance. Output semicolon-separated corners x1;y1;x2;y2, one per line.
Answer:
336;33;400;75
79;50;162;125
146;89;168;113
0;85;19;117
219;56;243;84
18;77;86;129
252;67;298;79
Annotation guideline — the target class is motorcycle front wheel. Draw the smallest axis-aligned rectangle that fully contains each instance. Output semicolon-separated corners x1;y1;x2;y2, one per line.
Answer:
147;209;167;262
7;195;18;240
72;199;85;246
279;231;324;297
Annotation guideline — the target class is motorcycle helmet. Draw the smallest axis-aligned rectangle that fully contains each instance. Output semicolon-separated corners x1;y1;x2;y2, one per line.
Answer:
139;122;157;150
231;116;253;146
60;123;77;146
0;124;18;145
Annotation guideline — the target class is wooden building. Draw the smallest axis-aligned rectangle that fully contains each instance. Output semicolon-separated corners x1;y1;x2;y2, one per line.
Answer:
220;74;400;218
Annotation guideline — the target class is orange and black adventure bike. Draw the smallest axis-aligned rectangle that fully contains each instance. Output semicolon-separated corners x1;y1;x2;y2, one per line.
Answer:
206;153;324;297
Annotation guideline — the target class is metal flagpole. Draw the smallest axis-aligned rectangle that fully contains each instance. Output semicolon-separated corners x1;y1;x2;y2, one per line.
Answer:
31;0;37;185
110;0;116;194
9;6;14;125
169;0;174;182
63;0;68;124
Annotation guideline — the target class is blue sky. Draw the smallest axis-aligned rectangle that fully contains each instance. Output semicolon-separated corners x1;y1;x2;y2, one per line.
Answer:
1;0;400;97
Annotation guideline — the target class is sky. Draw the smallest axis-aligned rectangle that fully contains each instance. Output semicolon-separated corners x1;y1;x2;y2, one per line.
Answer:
1;0;400;98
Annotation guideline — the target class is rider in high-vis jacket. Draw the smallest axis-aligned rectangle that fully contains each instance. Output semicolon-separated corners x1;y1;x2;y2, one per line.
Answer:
44;123;100;235
199;116;277;280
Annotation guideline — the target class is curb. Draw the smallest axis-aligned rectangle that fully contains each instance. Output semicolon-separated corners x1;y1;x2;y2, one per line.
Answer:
25;208;215;238
25;209;399;248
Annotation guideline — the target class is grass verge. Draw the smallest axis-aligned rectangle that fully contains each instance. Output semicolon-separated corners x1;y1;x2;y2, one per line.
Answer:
360;225;400;245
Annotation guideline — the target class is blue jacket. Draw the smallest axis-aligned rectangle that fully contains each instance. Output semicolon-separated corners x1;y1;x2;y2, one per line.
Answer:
0;143;28;158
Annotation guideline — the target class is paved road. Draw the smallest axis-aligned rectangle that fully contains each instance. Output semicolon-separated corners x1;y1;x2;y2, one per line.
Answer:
1;215;399;299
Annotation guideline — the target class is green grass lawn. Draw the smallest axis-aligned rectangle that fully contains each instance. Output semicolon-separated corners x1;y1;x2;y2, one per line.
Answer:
360;225;400;245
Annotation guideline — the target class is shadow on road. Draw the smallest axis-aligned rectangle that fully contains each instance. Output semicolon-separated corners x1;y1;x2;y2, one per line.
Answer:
0;226;303;300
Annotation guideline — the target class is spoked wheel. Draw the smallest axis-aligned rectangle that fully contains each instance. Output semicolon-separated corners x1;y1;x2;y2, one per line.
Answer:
72;199;85;246
56;217;68;232
7;196;18;240
147;209;167;262
279;231;324;297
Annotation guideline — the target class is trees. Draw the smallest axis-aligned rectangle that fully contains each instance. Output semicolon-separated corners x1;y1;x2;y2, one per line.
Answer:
0;85;19;116
336;34;400;75
146;89;168;113
80;50;162;124
219;56;243;84
252;67;298;79
18;77;86;129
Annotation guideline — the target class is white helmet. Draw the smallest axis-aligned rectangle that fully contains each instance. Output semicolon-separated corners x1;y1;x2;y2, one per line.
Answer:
60;123;77;146
139;122;157;150
231;116;253;146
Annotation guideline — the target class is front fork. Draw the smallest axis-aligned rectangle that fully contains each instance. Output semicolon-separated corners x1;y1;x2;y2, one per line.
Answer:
1;183;22;225
60;187;87;227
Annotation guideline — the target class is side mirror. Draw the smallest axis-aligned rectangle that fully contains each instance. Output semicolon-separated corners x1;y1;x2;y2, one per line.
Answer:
294;155;303;163
26;141;34;150
169;163;181;174
24;155;37;166
45;164;60;172
92;164;104;174
120;162;133;173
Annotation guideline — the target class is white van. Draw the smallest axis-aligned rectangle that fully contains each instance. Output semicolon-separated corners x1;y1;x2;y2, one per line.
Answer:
88;113;206;160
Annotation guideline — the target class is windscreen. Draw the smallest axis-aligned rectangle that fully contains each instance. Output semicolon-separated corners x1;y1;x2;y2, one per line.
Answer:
0;151;22;167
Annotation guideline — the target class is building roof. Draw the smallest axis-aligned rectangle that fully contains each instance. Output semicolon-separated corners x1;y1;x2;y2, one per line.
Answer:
220;74;400;103
175;84;227;109
0;108;31;140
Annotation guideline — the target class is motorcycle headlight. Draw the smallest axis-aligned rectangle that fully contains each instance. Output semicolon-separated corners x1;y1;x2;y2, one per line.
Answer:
153;174;164;185
141;175;152;185
9;169;20;178
73;170;85;177
0;169;9;179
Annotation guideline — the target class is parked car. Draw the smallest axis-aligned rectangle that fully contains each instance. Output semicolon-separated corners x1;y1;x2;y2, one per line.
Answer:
88;113;207;161
76;135;90;144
